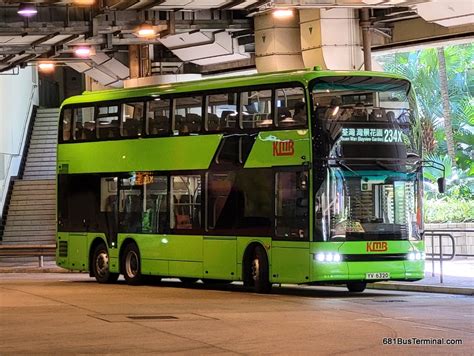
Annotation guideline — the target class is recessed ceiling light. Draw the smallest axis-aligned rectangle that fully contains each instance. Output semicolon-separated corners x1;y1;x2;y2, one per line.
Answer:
74;47;91;58
38;63;55;72
272;9;294;19
17;3;38;17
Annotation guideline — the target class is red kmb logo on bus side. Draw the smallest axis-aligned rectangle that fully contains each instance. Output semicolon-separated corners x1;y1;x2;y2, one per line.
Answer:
366;241;388;252
273;140;294;156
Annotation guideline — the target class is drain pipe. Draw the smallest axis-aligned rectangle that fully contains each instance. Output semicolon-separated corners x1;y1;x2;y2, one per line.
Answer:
360;8;372;71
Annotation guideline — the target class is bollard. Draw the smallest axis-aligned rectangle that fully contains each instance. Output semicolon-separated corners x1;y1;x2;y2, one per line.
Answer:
39;255;44;268
439;235;443;284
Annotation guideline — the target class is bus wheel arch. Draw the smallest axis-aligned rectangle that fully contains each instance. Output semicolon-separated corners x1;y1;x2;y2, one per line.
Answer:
242;242;272;294
89;238;118;283
120;238;143;285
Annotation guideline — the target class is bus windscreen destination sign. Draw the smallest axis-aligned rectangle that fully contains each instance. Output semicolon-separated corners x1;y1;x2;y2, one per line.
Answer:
341;128;403;143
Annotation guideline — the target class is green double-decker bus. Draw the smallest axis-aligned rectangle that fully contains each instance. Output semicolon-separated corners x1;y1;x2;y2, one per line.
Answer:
56;68;425;293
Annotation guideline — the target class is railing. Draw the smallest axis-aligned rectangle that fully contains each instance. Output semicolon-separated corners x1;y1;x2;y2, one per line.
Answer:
0;84;38;213
0;244;56;267
423;230;456;283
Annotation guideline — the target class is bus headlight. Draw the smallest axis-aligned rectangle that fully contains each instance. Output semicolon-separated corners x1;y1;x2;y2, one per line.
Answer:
408;252;424;261
314;252;342;263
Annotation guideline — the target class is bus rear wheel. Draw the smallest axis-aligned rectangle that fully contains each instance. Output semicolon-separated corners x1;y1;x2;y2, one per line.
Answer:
202;279;232;285
179;277;199;285
250;246;271;294
122;243;143;285
347;282;367;293
92;243;119;284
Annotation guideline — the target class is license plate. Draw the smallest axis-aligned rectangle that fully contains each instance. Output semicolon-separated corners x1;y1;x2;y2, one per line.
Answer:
366;272;390;280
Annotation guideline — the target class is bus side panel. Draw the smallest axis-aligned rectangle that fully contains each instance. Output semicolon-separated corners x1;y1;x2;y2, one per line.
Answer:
244;130;310;168
57;232;108;272
271;241;310;283
203;236;237;280
117;234;203;278
58;135;222;174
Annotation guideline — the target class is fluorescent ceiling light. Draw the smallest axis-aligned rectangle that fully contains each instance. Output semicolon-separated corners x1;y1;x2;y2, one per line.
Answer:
17;3;38;17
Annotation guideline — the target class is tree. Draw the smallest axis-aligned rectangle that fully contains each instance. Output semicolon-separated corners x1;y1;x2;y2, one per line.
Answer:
437;47;456;164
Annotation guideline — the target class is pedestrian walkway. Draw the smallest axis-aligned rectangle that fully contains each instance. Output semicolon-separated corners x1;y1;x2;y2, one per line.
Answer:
369;258;474;295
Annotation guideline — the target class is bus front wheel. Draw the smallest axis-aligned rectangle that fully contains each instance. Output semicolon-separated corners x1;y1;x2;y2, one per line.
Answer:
91;243;119;284
122;243;143;285
347;282;367;293
250;246;271;294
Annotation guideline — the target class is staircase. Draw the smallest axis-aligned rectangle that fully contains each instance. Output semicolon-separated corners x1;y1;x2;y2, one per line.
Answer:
1;108;58;244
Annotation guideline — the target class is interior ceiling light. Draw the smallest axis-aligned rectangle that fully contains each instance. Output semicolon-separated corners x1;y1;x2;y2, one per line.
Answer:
38;63;55;72
73;0;95;5
136;24;157;38
17;3;38;17
272;9;294;19
75;46;91;58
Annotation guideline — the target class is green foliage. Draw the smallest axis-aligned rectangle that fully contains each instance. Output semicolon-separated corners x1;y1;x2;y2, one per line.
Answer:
376;45;474;223
424;196;474;223
375;44;474;170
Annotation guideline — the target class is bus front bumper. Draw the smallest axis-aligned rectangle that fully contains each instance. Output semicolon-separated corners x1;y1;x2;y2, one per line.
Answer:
311;260;425;283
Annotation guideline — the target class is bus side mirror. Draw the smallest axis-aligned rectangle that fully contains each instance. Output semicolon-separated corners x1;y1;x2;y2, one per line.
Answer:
437;177;446;194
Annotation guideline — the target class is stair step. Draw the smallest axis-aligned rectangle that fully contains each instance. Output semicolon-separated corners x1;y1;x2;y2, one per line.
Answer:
7;208;56;215
25;158;56;164
23;163;56;169
3;230;55;238
4;224;56;232
7;209;55;216
22;175;56;180
13;179;55;187
11;191;55;198
9;198;55;205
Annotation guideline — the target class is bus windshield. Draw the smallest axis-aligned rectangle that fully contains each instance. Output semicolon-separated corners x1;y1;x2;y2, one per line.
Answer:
311;75;421;160
311;76;422;241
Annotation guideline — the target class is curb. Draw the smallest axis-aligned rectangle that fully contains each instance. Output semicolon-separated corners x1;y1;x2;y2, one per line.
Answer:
0;267;71;274
368;282;474;296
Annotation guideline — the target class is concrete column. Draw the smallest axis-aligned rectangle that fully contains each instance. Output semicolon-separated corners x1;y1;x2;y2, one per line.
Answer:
254;11;304;73
360;8;372;71
300;8;364;71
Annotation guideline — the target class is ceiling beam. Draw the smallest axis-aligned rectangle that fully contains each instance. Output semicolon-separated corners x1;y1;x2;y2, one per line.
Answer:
30;32;60;47
218;0;247;10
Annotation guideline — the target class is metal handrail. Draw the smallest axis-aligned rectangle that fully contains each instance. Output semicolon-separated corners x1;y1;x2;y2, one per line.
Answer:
423;231;456;283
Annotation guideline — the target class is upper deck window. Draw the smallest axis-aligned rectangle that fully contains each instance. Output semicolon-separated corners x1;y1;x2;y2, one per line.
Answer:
62;109;72;142
97;105;120;139
240;89;272;129
275;87;306;127
311;76;420;159
205;93;239;131
173;96;202;135
147;98;171;136
122;102;144;138
73;106;95;141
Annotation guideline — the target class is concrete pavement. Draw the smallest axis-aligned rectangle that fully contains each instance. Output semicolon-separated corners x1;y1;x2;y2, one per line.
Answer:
1;273;473;354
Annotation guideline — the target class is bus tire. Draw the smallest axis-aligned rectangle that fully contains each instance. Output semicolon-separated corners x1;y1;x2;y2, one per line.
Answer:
347;282;367;293
179;277;199;285
202;279;232;285
91;243;119;284
122;243;142;285
251;246;272;294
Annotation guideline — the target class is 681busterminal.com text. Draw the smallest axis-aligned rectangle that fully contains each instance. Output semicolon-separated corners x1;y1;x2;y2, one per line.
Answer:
383;338;463;345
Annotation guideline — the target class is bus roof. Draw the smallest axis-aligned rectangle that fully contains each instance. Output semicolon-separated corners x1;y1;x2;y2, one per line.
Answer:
61;68;408;107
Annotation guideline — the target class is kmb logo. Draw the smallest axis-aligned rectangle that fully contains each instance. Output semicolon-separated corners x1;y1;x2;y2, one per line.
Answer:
366;241;388;252
273;140;294;156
